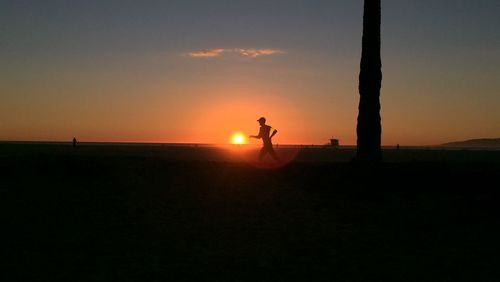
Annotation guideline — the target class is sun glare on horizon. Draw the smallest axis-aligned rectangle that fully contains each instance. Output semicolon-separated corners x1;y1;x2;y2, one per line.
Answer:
231;133;246;145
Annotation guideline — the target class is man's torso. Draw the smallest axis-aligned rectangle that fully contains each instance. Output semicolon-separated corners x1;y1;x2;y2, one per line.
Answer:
259;125;272;146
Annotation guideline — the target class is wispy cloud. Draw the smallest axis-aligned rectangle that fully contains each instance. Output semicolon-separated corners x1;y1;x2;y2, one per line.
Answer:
235;48;284;58
188;48;284;58
189;48;225;58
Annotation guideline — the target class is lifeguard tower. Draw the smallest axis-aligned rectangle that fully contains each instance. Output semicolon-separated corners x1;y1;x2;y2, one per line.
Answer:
330;138;339;147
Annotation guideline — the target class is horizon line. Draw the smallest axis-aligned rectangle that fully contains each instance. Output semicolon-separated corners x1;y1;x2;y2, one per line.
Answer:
0;139;448;148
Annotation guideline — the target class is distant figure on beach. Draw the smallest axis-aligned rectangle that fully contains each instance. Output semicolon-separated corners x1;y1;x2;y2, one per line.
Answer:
397;144;400;150
249;117;279;161
73;137;77;147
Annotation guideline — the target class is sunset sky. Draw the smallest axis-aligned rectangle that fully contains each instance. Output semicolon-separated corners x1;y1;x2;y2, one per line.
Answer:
1;0;499;145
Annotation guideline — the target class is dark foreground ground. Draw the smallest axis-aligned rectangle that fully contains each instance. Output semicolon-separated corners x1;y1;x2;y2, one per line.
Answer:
2;144;500;281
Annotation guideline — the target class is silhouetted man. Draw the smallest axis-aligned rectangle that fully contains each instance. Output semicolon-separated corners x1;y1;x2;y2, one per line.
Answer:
73;137;77;147
249;117;279;161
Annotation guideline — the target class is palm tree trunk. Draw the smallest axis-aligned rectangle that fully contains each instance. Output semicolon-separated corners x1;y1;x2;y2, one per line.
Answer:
357;0;382;162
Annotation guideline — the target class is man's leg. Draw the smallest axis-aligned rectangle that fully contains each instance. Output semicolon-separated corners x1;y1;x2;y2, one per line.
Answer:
268;146;280;161
259;147;268;161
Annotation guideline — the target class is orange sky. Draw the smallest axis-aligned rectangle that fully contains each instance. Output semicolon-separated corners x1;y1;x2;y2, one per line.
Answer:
1;1;499;146
1;51;499;146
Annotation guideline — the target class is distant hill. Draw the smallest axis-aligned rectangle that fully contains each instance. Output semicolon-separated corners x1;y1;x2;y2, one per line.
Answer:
441;138;500;148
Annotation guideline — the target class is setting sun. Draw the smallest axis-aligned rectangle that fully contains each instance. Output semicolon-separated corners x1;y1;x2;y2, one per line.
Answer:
231;133;246;145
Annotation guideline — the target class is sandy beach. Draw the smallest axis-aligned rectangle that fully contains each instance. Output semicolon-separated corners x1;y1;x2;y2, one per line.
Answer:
2;143;500;281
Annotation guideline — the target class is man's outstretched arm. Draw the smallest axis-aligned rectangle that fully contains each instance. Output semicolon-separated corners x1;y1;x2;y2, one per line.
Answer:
249;129;263;139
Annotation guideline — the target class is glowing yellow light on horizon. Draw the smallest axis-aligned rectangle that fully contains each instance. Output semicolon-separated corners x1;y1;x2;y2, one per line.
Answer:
231;133;246;144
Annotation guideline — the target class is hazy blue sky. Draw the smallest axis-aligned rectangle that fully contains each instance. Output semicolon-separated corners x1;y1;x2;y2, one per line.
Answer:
1;0;499;145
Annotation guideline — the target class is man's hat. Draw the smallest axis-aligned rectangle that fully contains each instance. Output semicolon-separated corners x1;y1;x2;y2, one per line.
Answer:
257;117;266;122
